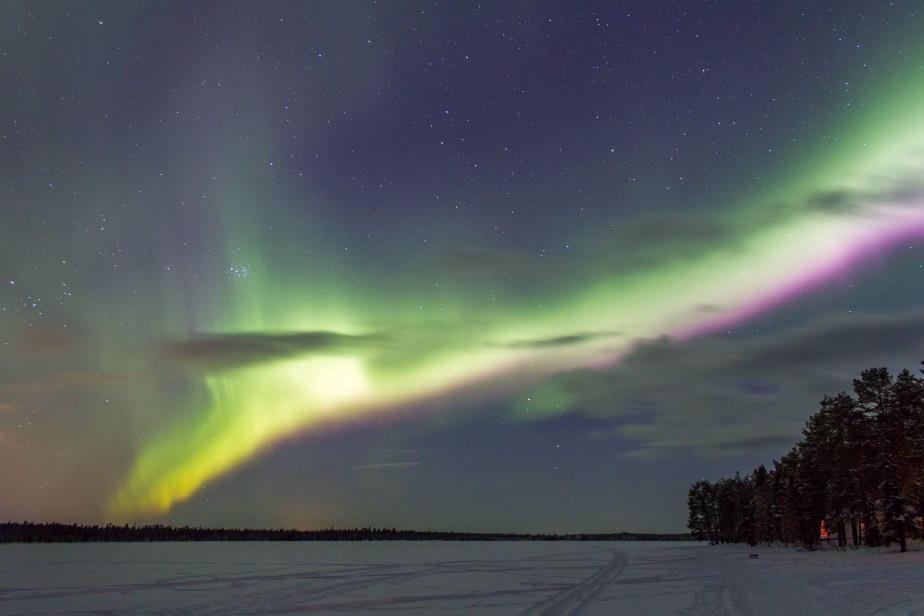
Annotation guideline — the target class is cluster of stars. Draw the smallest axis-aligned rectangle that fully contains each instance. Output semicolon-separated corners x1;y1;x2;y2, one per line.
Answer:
227;265;250;279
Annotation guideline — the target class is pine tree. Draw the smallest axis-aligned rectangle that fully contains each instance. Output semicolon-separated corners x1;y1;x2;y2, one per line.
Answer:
908;364;924;539
690;362;924;553
751;465;772;545
688;480;718;543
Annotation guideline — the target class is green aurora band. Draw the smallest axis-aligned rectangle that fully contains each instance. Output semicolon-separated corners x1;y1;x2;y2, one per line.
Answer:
109;57;924;518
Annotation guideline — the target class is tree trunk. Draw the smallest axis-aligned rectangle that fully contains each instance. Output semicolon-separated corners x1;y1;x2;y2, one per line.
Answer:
918;501;924;541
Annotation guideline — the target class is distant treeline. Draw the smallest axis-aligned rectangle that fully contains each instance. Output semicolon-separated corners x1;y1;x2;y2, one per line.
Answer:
1;522;692;543
688;365;924;552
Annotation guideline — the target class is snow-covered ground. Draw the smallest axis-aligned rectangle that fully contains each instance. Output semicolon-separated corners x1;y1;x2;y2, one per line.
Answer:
1;540;923;614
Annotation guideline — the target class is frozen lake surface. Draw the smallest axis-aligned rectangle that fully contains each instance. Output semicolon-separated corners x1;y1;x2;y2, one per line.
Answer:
2;540;924;614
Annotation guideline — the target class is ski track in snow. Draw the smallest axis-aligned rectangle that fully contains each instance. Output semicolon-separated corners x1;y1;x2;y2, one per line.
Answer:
2;541;924;615
518;548;627;616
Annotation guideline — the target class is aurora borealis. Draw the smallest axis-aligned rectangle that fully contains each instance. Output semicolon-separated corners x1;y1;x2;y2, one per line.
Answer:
4;2;924;532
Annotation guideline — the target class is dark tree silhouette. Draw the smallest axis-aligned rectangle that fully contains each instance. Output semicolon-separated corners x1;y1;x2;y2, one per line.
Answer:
689;363;924;552
0;522;691;543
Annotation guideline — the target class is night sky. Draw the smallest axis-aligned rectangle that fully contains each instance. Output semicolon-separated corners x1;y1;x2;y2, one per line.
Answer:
3;2;924;533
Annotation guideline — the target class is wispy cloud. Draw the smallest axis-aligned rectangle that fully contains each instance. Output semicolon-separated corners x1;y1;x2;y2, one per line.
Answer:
355;461;421;470
0;371;128;396
521;311;924;458
500;330;623;349
15;325;83;355
162;330;386;371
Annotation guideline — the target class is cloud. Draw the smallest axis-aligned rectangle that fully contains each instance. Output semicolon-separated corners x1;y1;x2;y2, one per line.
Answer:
355;461;421;470
605;170;924;274
796;162;924;216
0;371;128;396
804;190;860;214
500;330;623;349
521;311;924;458
162;330;385;371
15;325;82;355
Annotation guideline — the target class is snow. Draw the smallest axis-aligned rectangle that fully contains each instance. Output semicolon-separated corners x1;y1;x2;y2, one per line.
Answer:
1;540;924;614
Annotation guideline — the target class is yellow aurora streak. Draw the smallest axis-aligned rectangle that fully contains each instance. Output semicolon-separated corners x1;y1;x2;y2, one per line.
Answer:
110;197;924;517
